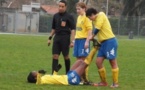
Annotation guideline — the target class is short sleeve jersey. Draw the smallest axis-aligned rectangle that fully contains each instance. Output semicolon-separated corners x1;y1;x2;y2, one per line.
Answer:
36;73;69;85
75;15;92;39
93;12;115;42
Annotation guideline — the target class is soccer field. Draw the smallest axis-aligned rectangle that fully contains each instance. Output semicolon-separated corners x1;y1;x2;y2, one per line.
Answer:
0;34;145;90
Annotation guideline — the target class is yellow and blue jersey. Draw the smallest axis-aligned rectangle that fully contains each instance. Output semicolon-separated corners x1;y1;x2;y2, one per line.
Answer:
36;71;81;85
36;73;69;85
75;15;92;39
93;12;115;42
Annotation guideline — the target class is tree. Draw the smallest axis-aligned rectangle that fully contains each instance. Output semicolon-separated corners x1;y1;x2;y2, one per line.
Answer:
122;0;145;16
0;0;6;7
121;0;145;36
67;0;78;14
67;0;89;14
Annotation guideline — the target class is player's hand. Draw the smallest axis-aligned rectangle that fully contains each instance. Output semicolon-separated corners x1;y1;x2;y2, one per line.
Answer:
89;34;95;41
48;40;51;46
69;42;74;48
92;39;101;47
38;70;46;74
89;36;94;41
84;41;89;49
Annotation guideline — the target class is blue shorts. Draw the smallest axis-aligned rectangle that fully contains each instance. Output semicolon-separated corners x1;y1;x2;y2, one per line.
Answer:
67;71;81;85
73;39;90;57
97;38;118;60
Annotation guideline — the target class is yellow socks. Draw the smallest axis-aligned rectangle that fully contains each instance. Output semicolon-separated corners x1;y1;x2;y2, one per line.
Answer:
85;66;89;81
84;47;98;65
112;68;119;84
53;71;58;75
98;67;107;82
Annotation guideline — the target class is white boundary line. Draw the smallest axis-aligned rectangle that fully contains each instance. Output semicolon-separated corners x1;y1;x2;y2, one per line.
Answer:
0;32;49;36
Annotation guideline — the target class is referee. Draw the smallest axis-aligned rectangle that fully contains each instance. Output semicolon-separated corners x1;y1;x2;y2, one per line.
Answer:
48;0;76;74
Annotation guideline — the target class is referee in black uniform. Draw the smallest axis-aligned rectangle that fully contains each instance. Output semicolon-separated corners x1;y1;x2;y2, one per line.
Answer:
48;0;76;74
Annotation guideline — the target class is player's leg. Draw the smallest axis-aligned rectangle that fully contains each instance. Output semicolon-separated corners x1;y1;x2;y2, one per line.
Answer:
84;47;98;65
94;42;108;86
74;60;88;76
106;38;119;88
61;35;71;74
78;39;90;82
72;47;98;83
94;57;108;86
109;59;119;88
70;60;82;70
84;39;100;65
81;46;98;83
67;60;87;85
68;47;98;85
53;64;62;75
52;36;61;74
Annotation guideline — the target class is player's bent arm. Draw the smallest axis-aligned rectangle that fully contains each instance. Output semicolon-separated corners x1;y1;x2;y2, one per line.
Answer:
70;30;75;43
89;28;99;40
86;30;92;43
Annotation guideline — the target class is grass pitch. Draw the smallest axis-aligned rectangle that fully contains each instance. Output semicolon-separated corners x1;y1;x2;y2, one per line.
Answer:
0;34;145;90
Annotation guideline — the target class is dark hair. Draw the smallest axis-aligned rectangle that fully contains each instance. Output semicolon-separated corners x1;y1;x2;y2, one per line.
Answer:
59;0;67;6
86;8;98;16
27;72;36;83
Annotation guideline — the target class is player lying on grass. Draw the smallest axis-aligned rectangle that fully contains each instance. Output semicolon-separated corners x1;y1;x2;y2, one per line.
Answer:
27;39;100;85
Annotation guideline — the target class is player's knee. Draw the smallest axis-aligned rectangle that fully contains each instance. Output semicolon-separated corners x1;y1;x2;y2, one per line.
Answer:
96;59;100;65
53;54;59;59
64;55;69;60
78;60;83;63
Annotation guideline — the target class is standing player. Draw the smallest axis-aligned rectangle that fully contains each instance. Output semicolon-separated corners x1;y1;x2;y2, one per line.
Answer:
47;0;75;74
27;40;99;85
86;8;119;88
73;2;93;83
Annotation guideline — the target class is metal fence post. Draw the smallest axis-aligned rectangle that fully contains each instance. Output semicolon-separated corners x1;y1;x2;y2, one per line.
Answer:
117;16;121;35
137;16;140;37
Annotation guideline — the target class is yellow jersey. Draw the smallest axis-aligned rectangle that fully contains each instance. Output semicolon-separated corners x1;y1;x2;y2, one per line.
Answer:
75;14;92;39
93;12;115;42
36;73;69;85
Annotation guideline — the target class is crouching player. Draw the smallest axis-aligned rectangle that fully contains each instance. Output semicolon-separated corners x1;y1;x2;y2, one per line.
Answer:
86;8;119;88
27;39;100;85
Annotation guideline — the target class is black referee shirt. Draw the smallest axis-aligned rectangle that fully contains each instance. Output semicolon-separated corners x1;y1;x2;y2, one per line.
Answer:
52;12;76;35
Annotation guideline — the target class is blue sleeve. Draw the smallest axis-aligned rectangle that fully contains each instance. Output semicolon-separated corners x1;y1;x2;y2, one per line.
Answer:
93;28;99;35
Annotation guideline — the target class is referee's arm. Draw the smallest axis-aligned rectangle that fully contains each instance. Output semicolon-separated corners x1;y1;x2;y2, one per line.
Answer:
48;16;56;46
69;15;76;44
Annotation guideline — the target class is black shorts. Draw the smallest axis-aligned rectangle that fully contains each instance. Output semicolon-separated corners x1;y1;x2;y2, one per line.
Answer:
52;35;70;56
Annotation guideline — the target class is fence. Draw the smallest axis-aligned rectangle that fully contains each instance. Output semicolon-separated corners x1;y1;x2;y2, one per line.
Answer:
0;9;145;39
0;8;39;33
109;16;145;38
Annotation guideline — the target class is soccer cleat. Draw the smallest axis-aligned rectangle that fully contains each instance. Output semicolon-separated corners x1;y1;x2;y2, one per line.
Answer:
79;81;93;85
83;81;93;85
110;83;119;88
55;64;62;72
93;82;108;87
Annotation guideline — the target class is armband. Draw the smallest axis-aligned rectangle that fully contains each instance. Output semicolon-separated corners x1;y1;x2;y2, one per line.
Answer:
93;28;99;35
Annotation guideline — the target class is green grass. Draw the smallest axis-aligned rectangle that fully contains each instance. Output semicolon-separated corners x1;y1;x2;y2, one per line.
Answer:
0;34;145;90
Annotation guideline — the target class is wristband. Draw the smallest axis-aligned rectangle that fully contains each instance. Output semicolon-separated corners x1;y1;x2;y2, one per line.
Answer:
48;36;52;40
71;40;75;43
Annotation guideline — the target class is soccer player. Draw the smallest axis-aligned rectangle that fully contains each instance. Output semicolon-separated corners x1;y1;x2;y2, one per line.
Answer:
47;0;76;74
86;8;119;88
73;2;92;83
27;39;100;85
